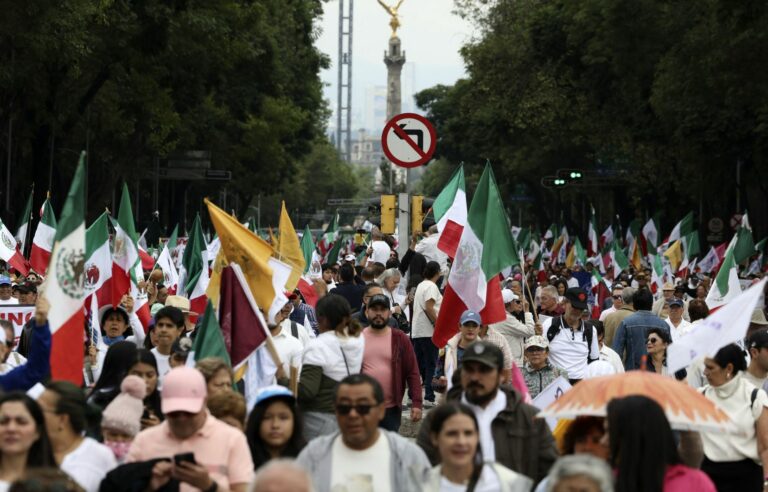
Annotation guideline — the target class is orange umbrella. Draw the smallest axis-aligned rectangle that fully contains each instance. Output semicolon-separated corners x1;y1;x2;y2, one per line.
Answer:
538;371;737;434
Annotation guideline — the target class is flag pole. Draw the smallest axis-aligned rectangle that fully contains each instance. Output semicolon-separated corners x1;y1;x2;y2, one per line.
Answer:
518;248;539;324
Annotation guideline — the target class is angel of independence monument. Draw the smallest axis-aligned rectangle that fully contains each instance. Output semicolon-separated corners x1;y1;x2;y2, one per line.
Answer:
378;0;409;190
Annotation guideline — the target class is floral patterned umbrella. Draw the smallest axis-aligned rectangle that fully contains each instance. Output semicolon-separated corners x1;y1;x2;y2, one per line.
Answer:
538;370;738;434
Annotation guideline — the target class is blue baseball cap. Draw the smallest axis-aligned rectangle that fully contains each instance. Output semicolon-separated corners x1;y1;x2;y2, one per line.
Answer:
459;310;482;326
0;275;11;286
668;298;684;308
255;385;295;406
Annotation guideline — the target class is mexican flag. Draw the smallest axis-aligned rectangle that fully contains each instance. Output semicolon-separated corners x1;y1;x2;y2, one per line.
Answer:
189;300;231;366
300;225;315;273
651;254;665;294
587;205;598;256
111;184;140;307
432;164;515;348
0;218;29;275
318;212;339;259
609;241;629;274
433;165;467;258
705;234;741;311
179;215;209;318
46;153;86;385
84;212;113;306
600;225;614;250
664;211;694;246
15;187;34;255
590;269;610;318
642;216;659;252
565;237;586;268
733;212;755;264
30;197;57;274
154;225;179;293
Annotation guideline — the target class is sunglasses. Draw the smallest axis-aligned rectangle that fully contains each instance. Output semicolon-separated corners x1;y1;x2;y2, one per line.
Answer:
612;295;622;300
513;300;522;304
335;404;375;416
646;337;661;344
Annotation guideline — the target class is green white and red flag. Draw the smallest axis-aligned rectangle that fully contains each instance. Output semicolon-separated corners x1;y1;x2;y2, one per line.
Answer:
111;184;140;307
433;164;515;348
46;153;87;385
179;215;209;318
318;212;339;259
587;205;598;256
0;218;29;275
154;225;179;293
30;196;57;274
432;165;467;258
705;234;742;312
14;187;34;255
663;211;694;246
84;212;113;306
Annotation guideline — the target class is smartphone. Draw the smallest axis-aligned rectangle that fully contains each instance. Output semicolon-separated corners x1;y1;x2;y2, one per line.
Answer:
173;452;196;466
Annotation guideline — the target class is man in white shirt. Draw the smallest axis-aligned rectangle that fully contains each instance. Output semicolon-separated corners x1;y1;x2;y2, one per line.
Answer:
369;228;392;265
665;298;692;342
543;288;600;384
269;308;303;383
599;285;624;322
594;320;624;374
744;330;768;391
150;306;185;384
0;276;18;305
297;374;430;491
411;261;443;405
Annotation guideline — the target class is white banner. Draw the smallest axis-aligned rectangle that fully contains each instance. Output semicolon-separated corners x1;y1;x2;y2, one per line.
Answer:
532;376;573;430
0;305;35;340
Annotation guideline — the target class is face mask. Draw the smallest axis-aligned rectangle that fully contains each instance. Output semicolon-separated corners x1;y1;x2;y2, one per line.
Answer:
105;440;132;461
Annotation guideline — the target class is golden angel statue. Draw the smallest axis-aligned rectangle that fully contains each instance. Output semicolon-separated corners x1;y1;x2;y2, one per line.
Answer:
377;0;406;37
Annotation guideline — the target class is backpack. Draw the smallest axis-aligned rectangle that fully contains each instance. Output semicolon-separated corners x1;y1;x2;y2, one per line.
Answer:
546;316;598;363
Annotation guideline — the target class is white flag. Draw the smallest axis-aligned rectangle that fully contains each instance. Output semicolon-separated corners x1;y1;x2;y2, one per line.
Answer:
668;279;766;372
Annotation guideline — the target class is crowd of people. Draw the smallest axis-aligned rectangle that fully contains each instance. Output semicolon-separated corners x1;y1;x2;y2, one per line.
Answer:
0;223;767;492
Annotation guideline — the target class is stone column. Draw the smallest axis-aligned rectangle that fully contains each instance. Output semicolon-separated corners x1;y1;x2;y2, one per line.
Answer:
384;36;406;187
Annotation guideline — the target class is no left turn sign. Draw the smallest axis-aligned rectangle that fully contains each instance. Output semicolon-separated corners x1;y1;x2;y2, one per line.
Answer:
381;113;437;168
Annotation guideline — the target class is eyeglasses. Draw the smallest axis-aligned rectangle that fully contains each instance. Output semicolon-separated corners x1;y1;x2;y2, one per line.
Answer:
335;404;375;416
646;337;661;344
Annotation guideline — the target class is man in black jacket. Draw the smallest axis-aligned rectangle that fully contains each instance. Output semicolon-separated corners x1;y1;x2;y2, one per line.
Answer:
416;341;557;484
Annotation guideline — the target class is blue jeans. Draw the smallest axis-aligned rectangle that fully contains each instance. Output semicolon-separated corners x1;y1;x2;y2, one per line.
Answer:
413;337;438;402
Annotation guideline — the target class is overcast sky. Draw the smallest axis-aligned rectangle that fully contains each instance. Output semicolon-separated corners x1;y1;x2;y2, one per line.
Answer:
315;0;475;132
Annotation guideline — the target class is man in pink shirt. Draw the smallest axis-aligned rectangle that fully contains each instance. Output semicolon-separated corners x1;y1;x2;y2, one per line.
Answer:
126;366;254;492
361;294;422;431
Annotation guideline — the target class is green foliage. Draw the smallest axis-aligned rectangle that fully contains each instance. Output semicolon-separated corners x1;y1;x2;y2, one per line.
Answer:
417;0;768;234
0;0;335;224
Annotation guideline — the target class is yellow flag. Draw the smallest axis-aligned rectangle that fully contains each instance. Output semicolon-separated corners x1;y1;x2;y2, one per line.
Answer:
277;201;306;291
205;249;229;309
204;198;277;318
630;240;643;271
565;246;576;268
268;226;277;247
663;240;683;272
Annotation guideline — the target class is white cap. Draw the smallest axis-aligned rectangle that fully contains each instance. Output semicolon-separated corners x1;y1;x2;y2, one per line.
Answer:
501;289;518;304
344;254;356;262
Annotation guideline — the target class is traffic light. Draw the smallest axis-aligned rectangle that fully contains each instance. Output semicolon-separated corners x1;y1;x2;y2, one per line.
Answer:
557;168;584;181
411;195;424;234
380;195;396;234
541;176;569;188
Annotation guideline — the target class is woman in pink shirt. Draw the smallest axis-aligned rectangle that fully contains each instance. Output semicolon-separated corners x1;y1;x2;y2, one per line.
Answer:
604;395;715;492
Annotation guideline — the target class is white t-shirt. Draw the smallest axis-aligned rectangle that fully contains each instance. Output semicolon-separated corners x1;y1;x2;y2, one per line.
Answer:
666;318;693;342
370;240;391;265
462;390;507;462
412;280;442;338
61;437;117;492
0;297;18;305
600;345;625;374
330;432;392;492
438;465;503;492
543;318;600;380
271;325;304;377
151;348;171;385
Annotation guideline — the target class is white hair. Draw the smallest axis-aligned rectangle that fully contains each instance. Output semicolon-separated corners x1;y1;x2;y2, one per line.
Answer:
546;455;614;492
250;459;315;492
541;285;559;298
376;267;401;287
